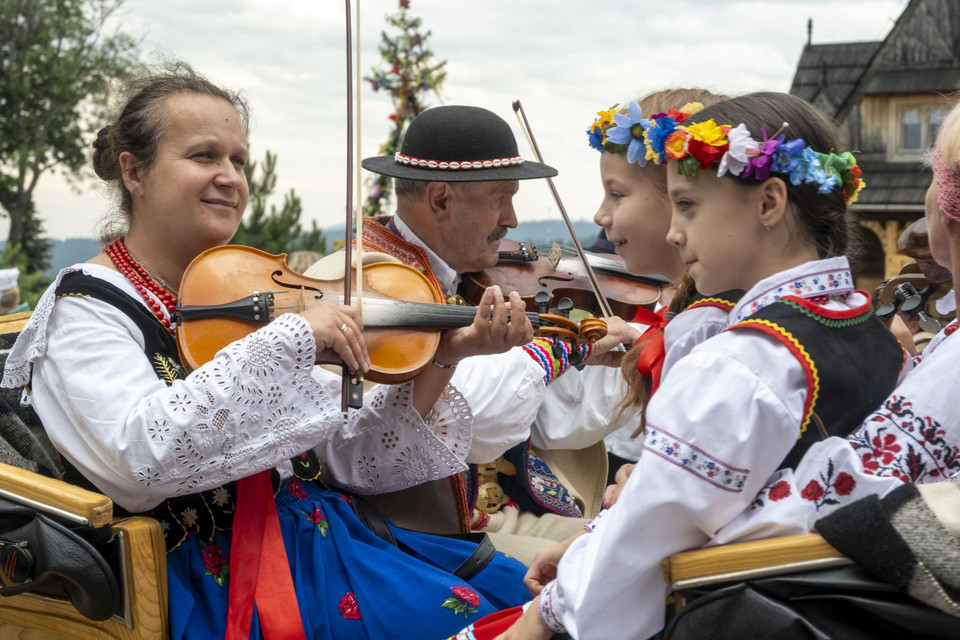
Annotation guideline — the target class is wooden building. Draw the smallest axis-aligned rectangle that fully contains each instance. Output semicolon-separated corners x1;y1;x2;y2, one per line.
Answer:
789;0;960;291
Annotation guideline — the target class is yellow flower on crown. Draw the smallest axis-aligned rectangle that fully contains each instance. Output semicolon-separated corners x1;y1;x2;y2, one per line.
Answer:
684;120;726;145
678;102;704;116
591;108;618;134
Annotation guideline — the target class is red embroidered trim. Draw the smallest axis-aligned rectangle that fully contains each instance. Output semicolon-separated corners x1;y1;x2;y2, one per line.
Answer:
779;292;873;320
684;297;737;313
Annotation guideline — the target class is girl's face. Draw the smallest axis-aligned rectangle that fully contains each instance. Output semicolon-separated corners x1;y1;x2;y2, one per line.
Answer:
593;153;684;280
665;165;769;295
124;93;249;261
925;179;951;268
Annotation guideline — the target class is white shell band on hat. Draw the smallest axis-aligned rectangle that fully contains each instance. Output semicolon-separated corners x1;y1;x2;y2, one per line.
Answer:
393;152;524;171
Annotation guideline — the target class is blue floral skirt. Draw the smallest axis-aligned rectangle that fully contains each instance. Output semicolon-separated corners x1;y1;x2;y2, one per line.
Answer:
166;477;531;639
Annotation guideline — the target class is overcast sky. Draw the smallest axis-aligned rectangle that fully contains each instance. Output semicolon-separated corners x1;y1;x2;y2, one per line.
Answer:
20;0;909;243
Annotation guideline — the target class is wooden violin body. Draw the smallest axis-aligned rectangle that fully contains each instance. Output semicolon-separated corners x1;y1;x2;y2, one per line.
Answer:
175;245;607;384
460;240;667;320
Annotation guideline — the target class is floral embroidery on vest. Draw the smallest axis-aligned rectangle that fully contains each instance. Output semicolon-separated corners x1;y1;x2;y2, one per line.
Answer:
442;586;480;618
202;543;229;588
339;592;361;620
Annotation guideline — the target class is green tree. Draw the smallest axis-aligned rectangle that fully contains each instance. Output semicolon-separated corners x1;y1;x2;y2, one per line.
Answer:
0;0;138;276
362;0;446;217
230;150;326;255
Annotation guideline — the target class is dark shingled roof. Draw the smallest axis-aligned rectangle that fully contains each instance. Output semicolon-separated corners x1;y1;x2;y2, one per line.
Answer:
855;159;931;207
862;69;960;95
789;42;882;117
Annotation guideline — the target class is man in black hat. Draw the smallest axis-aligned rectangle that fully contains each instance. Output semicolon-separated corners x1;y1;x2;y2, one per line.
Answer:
323;105;625;559
360;105;557;274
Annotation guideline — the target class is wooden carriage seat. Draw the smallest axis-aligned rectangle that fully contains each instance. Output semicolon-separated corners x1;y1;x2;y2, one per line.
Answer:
0;311;169;640
664;533;960;639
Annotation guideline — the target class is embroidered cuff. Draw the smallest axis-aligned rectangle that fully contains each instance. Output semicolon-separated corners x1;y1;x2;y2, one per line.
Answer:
522;338;594;385
538;581;567;634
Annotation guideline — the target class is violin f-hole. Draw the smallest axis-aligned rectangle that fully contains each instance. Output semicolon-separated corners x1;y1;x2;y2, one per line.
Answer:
537;273;576;288
271;270;325;299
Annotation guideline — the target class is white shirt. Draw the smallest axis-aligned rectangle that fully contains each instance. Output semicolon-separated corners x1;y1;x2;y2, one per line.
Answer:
390;216;558;463
713;316;960;545
540;256;897;640
2;265;472;512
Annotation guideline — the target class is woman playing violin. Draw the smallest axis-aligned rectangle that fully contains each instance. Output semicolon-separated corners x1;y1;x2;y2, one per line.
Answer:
1;62;538;640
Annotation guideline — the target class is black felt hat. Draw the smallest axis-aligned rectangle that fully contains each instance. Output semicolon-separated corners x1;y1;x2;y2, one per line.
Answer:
361;105;557;182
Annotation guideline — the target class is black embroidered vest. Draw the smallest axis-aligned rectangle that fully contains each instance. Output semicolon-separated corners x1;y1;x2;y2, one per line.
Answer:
727;295;904;470
53;272;322;551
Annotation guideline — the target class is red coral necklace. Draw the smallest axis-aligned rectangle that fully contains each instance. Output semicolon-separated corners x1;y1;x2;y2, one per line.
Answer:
105;237;178;331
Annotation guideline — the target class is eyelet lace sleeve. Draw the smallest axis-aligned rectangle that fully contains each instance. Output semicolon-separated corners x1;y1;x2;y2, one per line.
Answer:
313;380;471;494
25;287;468;512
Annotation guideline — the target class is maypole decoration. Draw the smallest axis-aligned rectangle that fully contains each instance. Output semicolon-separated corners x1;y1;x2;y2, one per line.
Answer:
362;0;446;217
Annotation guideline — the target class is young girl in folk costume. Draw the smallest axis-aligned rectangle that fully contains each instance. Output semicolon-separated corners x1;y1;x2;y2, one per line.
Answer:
462;91;907;640
710;96;960;546
1;63;537;640
530;89;734;494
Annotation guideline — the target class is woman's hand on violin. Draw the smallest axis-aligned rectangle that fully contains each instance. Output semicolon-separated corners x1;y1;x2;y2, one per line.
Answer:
301;304;370;374
435;286;534;365
582;316;642;367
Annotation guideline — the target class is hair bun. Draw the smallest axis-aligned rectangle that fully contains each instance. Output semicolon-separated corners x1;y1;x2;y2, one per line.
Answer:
92;124;119;180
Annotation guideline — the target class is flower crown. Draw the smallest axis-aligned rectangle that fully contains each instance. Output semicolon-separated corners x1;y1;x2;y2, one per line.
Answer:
588;101;866;204
587;100;703;166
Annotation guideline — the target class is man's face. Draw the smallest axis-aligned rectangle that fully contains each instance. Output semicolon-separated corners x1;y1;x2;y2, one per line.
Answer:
439;180;520;273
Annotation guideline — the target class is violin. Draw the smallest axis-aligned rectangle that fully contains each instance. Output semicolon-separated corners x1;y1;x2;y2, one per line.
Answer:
460;239;668;321
174;244;608;384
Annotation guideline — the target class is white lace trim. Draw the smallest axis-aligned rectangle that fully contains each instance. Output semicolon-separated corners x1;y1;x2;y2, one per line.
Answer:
2;267;79;390
339;381;469;493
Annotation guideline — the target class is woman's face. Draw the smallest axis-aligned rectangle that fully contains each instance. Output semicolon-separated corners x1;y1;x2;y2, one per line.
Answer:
125;93;249;260
593;153;683;280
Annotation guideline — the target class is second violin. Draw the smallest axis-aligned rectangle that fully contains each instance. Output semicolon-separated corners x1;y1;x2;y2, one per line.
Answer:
460;239;667;321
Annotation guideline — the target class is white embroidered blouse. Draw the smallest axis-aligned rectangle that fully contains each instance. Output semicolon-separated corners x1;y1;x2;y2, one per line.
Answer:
1;265;473;513
538;256;895;640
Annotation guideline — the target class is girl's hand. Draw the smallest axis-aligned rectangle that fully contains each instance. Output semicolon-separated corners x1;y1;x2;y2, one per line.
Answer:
583;315;642;367
523;529;588;595
602;462;636;509
492;597;555;640
434;286;534;366
300;304;370;374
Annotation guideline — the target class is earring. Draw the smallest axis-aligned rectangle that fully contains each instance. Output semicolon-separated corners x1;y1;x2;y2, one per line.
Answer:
762;219;772;231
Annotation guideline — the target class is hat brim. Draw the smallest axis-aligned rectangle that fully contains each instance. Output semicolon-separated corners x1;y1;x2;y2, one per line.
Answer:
361;155;558;182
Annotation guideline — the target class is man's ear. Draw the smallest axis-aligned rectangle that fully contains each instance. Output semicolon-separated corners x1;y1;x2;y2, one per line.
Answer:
425;182;455;220
118;151;144;197
758;176;788;230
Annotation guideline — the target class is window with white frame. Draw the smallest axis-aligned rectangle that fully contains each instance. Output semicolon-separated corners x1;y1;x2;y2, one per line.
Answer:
896;104;948;155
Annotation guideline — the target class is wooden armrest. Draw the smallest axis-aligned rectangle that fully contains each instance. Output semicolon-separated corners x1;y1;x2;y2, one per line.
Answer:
0;311;32;334
0;460;113;527
667;533;847;587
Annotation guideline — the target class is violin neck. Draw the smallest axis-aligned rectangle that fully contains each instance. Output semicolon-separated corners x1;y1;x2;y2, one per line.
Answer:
358;298;543;331
360;298;477;329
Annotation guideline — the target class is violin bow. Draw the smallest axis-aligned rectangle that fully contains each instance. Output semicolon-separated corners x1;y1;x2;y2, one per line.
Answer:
512;100;616;320
342;0;363;412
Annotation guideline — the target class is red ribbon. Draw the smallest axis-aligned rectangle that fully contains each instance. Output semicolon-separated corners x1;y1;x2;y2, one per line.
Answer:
225;470;306;640
631;306;671;394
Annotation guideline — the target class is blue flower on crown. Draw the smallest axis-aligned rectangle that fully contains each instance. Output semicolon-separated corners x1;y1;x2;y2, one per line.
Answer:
605;101;650;166
586;126;604;152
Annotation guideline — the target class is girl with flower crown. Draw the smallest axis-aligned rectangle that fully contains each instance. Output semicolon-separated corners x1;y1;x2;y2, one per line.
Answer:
705;96;960;552
458;91;910;640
